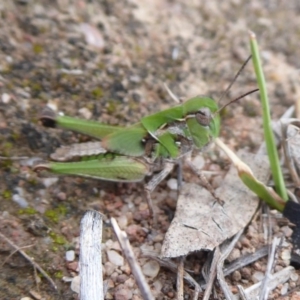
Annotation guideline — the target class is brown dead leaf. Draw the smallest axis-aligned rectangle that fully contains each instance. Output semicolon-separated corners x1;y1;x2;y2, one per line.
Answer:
161;151;270;258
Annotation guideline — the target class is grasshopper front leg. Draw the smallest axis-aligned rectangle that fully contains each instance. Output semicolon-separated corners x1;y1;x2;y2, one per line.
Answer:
144;162;175;216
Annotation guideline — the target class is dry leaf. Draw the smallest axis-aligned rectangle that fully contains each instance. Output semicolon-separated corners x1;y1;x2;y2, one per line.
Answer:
161;151;270;258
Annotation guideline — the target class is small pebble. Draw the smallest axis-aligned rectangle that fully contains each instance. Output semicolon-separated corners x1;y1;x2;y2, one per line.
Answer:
129;75;141;83
111;241;122;252
252;271;264;283
172;47;179;60
70;276;80;293
281;226;293;238
240;236;251;248
241;267;251;280
142;260;160;278
105;239;114;249
232;270;241;281
152;243;161;255
107;250;124;266
167;178;178;190
47;102;58;112
1;93;11;103
241;248;251;256
105;278;115;289
273;225;280;233
110;272;119;282
253;262;262;271
57;192;67;201
120;263;131;275
114;284;133;300
290;272;299;282
117;215;128;229
235;241;242;249
65;250;75;262
192;155;205;170
67;261;78;272
116;274;128;283
153;280;163;296
80;23;105;49
5;55;13;63
227;248;240;262
78;107;92;119
152;233;164;243
29;290;44;300
281;249;291;263
247;224;258;236
42;177;58;188
208;163;221;172
105;261;116;276
211;175;223;189
124;277;135;288
12;194;28;208
280;282;289;295
126;224;146;241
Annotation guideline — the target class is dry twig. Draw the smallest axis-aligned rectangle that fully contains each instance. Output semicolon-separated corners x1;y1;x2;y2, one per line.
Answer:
111;218;154;300
142;251;202;294
79;210;103;300
217;230;244;300
176;256;185;300
0;231;57;290
259;237;282;300
237;285;250;300
202;247;221;300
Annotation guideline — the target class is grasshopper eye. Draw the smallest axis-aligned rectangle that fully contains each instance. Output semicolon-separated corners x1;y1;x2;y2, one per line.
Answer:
195;108;212;127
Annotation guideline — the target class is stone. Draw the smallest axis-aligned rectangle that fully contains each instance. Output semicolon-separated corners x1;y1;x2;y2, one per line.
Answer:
107;250;124;266
142;260;160;278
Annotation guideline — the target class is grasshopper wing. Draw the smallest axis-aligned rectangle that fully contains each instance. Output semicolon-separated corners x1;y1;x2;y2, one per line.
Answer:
141;106;183;157
102;125;148;157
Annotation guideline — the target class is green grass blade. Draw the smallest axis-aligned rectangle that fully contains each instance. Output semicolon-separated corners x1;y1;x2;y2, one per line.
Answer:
249;31;288;201
215;138;285;212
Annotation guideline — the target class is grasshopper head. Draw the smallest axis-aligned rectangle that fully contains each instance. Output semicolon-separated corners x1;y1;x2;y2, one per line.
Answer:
183;96;219;132
182;96;220;148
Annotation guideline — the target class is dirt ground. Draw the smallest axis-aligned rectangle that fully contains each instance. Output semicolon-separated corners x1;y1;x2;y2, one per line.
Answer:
1;1;300;299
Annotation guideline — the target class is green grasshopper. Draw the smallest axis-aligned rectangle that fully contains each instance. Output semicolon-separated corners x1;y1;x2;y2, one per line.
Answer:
34;57;256;215
34;97;220;211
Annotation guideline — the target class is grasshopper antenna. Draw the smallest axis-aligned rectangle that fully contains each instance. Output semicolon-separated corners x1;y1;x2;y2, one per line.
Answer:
215;88;259;115
163;83;183;103
217;55;252;105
